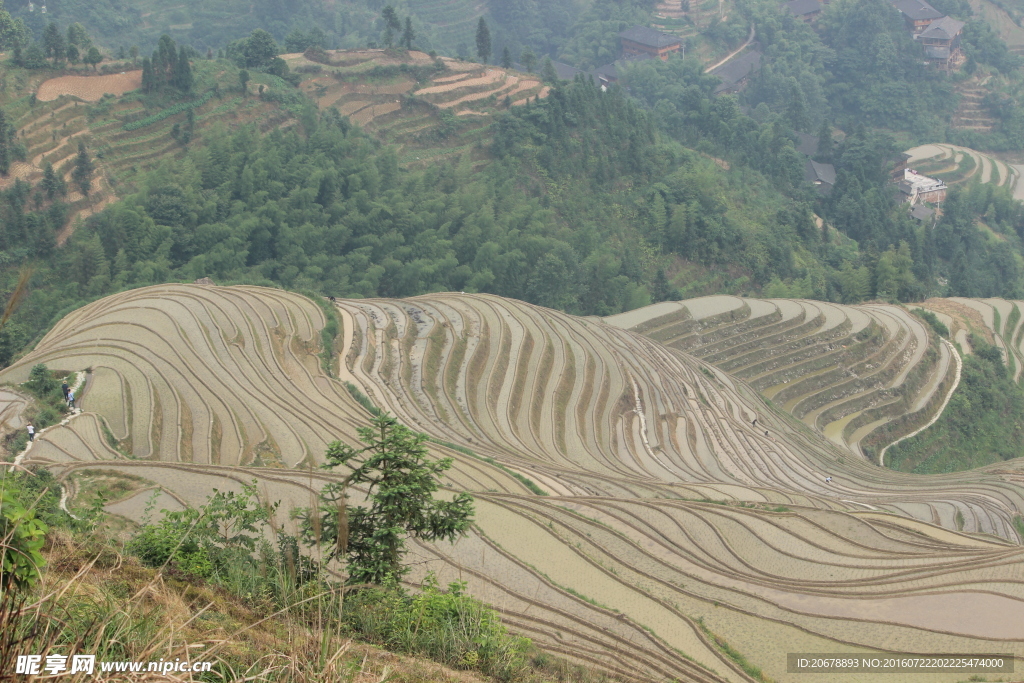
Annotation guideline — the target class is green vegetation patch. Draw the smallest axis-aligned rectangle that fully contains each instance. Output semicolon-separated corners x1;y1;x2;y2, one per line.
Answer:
887;335;1024;473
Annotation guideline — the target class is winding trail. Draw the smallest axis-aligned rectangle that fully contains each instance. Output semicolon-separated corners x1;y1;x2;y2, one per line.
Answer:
878;339;962;467
13;370;86;467
704;24;755;73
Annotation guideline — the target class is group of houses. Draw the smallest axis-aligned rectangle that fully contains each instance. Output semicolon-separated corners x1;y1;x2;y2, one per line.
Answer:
784;0;964;70
582;25;764;93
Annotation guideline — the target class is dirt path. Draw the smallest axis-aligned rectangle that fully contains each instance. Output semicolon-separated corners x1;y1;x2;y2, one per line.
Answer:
12;371;87;467
704;24;755;73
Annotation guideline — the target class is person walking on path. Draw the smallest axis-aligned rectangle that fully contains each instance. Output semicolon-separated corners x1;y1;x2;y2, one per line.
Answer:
67;390;75;410
27;424;34;442
62;380;69;401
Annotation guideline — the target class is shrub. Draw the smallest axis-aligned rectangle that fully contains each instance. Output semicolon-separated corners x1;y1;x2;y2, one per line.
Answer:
343;574;531;681
0;476;48;591
121;90;215;131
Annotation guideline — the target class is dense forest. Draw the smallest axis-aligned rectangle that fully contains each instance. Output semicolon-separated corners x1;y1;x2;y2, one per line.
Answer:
1;0;1024;350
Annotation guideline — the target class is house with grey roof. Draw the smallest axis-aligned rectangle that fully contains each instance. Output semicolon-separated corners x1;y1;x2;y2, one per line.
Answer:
784;0;823;21
918;16;965;70
711;51;762;95
618;26;683;60
892;0;943;33
805;159;836;195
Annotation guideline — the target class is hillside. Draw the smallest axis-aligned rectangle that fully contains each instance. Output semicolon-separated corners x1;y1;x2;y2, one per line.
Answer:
3;284;1024;682
0;56;294;230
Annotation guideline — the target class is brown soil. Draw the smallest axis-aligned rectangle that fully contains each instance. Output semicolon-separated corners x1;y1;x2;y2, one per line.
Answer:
37;71;143;102
922;298;995;343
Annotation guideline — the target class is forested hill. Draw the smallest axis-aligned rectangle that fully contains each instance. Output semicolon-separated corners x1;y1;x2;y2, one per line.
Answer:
4;0;1024;367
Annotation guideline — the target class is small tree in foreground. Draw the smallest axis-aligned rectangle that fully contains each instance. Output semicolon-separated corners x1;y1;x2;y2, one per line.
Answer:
300;414;474;585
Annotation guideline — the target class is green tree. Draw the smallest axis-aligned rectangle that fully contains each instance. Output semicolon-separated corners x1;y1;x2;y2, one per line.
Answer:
401;17;415;50
238;69;250;95
816;120;835;163
542;56;557;83
141;56;154;92
129;45;139;64
475;17;491;63
72;142;93;196
501;46;512;69
66;22;90;51
84;46;102;70
0;0;28;51
0;108;13;175
301;414;474;585
381;5;400;48
42;22;65;64
243;28;278;67
175;49;193;92
520;47;536;72
41;161;64;199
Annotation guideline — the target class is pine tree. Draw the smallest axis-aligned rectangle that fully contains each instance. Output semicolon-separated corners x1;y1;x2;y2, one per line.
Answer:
381;6;400;48
72;142;93;197
521;47;536;72
501;46;511;69
475;17;491;63
41;161;59;199
816;120;835;163
542;57;557;83
0;109;11;175
175;49;192;92
401;17;414;50
141;57;154;92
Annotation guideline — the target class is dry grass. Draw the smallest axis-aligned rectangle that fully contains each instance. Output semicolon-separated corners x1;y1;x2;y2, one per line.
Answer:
0;530;492;683
36;72;143;102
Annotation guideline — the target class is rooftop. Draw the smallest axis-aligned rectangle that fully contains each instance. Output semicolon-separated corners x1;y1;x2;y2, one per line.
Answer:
784;0;823;16
911;204;935;221
919;15;965;39
552;61;582;81
618;26;682;48
711;50;763;92
897;168;947;195
892;0;943;21
805;159;836;186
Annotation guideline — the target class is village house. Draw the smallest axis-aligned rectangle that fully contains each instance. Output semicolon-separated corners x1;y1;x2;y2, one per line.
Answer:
592;53;653;87
896;168;947;205
711;50;762;94
617;26;683;60
892;0;944;33
918;16;965;70
805;159;836;195
784;0;824;22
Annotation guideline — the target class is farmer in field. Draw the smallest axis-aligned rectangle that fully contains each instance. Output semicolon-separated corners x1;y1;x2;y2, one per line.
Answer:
27;424;34;442
62;379;69;400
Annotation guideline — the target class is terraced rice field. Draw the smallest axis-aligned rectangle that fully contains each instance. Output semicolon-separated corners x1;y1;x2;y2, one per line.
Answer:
1;62;289;235
920;296;1024;381
605;297;956;461
287;51;548;169
6;286;1024;681
905;143;1016;190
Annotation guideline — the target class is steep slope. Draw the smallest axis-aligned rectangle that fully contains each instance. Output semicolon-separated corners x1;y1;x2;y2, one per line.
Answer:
604;297;958;462
3;285;1024;682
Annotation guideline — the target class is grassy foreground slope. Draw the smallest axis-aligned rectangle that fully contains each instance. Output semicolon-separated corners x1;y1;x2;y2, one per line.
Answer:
3;284;1024;682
